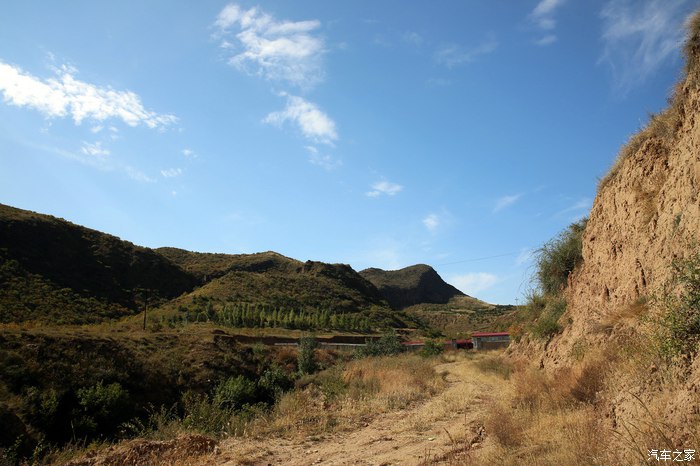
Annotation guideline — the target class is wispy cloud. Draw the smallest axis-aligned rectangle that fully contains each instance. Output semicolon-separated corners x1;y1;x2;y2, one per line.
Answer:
529;0;566;45
423;213;440;232
535;34;558;46
0;61;177;129
366;180;403;198
308;152;342;171
160;167;183;178
531;0;566;30
493;193;523;213
126;166;156;183
402;31;424;46
434;37;498;68
214;3;325;88
556;197;592;217
80;141;110;157
599;0;692;90
449;272;499;295
182;148;197;158
264;93;337;145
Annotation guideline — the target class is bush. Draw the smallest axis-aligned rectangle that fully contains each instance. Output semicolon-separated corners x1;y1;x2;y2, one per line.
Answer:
213;375;257;410
536;218;587;295
530;296;567;340
419;339;443;358
297;336;319;375
74;381;131;438
355;330;405;358
655;252;700;362
258;365;294;402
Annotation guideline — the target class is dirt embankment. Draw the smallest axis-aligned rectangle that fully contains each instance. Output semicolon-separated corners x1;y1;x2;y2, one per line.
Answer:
514;13;700;446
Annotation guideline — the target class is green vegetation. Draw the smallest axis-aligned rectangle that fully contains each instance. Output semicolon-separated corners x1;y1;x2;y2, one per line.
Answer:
297;336;319;375
173;297;381;332
511;219;587;341
355;331;405;358
655;251;700;362
419;339;444;358
535;218;587;295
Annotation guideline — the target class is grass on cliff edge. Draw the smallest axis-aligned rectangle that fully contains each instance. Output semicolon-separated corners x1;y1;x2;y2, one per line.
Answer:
509;218;586;342
598;11;700;191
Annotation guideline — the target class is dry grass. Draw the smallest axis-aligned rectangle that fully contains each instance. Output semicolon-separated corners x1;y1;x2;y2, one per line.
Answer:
250;353;447;439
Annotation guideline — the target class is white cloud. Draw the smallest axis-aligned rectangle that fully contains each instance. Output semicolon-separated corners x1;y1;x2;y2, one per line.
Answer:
366;180;403;198
182;148;197;158
434;38;498;68
160;167;183;178
214;3;325;88
402;31;424;46
90;125;103;133
264;93;337;145
531;0;566;30
126;166;156;183
529;0;566;45
435;40;498;68
0;62;177;129
535;34;558;46
308;152;342;171
80;141;110;157
493;193;523;213
423;213;440;232
449;272;499;295
600;0;692;89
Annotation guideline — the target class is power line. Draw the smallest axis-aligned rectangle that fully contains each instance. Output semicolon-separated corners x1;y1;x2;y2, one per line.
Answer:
436;251;521;266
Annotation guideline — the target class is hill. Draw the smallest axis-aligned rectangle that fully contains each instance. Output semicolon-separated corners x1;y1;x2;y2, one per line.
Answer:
359;264;466;310
157;248;385;313
0;204;198;324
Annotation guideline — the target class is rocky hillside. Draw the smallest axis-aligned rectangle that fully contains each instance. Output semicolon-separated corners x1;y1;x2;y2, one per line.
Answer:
359;264;465;310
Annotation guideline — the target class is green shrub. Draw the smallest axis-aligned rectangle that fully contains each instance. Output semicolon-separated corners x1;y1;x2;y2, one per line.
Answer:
213;375;257;410
530;296;567;340
297;336;319;375
355;330;405;358
655;252;700;362
419;339;444;358
536;218;587;295
258;365;293;402
74;381;131;438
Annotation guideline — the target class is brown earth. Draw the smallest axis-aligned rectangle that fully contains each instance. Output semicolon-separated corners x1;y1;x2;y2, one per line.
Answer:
512;12;700;448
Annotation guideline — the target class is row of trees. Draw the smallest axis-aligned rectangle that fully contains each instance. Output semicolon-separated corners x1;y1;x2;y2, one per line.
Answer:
175;300;374;332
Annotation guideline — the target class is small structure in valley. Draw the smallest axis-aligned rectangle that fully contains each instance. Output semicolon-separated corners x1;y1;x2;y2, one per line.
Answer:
471;331;510;350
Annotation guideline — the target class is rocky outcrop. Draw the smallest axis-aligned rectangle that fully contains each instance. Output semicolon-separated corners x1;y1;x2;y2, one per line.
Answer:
360;264;465;310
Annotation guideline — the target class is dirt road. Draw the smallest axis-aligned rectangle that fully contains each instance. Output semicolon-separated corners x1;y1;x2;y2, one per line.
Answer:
214;357;497;465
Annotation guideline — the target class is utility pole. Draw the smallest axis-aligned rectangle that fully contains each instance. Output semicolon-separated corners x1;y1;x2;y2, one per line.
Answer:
142;296;148;331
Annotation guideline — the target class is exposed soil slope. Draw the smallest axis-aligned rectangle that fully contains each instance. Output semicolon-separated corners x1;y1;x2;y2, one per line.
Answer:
525;12;700;444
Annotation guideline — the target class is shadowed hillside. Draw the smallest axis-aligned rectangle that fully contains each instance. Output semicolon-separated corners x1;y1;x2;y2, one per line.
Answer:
359;264;465;310
0;204;198;324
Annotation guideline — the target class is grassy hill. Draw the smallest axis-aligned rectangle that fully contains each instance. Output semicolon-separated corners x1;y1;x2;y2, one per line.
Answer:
158;249;386;312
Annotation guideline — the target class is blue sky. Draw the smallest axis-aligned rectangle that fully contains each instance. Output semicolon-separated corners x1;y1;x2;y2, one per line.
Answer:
0;0;698;304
